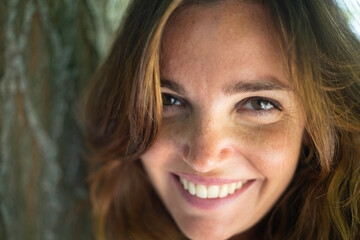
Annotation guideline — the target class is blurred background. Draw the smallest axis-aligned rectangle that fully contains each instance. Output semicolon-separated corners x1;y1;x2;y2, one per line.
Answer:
0;0;358;240
0;0;129;239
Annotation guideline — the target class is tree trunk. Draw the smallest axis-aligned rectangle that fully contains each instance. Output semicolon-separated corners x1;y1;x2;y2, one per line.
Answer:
0;0;129;239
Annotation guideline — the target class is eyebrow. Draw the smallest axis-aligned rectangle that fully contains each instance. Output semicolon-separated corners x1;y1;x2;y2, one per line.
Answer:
223;77;289;96
160;77;289;96
161;79;187;95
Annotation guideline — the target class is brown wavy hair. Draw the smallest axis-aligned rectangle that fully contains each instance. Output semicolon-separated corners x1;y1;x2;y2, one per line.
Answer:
83;0;360;239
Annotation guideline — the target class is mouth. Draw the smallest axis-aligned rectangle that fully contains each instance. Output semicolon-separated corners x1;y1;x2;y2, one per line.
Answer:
171;173;254;209
179;176;247;199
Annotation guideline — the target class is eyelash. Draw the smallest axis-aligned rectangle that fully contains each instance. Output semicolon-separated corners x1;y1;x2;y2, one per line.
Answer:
161;93;186;113
236;97;282;114
161;93;282;115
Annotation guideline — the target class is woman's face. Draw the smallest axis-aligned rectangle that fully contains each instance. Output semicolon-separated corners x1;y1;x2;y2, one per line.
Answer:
141;1;305;239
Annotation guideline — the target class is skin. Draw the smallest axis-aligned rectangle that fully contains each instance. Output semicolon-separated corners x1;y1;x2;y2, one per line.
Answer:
141;1;305;239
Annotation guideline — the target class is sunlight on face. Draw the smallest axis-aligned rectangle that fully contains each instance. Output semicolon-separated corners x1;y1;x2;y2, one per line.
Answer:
141;1;305;239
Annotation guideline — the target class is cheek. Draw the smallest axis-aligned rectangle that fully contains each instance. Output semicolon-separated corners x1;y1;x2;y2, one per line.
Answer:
234;116;304;177
141;122;183;171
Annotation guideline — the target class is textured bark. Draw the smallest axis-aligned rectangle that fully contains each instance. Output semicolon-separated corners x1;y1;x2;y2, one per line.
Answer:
0;0;129;239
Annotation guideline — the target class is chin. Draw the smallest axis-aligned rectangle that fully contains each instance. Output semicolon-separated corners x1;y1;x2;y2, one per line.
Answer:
174;217;240;240
182;229;231;240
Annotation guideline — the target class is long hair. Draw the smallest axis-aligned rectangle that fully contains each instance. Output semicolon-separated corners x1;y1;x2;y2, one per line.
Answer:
83;0;360;239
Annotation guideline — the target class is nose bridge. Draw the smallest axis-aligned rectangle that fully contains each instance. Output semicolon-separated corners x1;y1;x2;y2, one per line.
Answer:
190;117;217;158
183;112;230;172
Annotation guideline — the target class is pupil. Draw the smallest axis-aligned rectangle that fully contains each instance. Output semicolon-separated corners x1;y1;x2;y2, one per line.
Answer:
162;94;176;105
252;99;269;110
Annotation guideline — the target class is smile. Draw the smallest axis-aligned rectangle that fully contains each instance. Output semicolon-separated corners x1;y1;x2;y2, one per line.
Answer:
179;176;248;199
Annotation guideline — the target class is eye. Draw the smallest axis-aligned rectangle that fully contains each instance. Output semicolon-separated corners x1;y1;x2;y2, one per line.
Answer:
236;97;283;123
161;93;187;118
244;98;276;111
162;93;182;106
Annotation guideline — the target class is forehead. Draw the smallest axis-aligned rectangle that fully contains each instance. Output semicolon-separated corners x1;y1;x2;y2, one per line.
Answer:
160;1;286;89
165;1;271;37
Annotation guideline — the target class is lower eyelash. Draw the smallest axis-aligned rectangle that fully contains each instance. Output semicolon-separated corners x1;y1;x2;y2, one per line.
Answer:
162;104;186;115
162;105;171;113
239;108;275;116
238;97;283;112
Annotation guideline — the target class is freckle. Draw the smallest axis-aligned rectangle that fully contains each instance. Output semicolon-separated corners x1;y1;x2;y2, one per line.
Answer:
174;128;181;137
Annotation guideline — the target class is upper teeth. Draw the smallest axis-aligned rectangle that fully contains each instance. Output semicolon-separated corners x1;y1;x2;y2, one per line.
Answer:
179;176;247;199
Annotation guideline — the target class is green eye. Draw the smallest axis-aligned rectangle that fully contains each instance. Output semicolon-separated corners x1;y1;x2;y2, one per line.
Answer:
162;93;182;106
246;99;274;110
239;97;282;112
236;97;283;123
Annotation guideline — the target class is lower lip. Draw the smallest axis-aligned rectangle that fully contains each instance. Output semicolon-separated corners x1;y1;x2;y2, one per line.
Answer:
171;174;255;210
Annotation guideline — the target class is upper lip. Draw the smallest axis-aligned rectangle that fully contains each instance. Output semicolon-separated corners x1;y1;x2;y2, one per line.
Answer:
173;172;251;186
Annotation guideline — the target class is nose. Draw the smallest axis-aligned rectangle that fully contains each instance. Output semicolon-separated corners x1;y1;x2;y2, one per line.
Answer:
182;115;234;173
